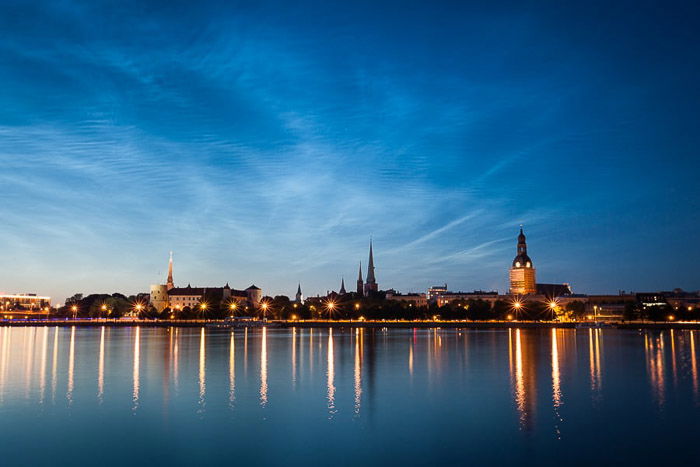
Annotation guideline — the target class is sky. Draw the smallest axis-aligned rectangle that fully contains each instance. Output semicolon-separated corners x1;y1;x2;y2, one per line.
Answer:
1;0;699;304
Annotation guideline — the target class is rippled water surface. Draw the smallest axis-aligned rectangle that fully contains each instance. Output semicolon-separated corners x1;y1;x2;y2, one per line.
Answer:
0;326;699;465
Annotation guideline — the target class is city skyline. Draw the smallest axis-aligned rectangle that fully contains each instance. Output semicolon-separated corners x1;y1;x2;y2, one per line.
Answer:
2;1;699;303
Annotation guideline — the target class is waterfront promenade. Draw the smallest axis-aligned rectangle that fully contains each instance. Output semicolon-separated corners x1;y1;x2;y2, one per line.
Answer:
0;318;699;330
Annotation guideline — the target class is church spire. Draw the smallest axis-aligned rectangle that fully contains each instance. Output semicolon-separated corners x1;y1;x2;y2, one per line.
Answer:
340;278;346;295
357;262;364;295
166;251;174;290
367;240;376;283
295;283;303;304
364;239;378;295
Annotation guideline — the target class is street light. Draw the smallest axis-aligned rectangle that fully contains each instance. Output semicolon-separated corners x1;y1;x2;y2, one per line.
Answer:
71;305;78;319
324;300;336;321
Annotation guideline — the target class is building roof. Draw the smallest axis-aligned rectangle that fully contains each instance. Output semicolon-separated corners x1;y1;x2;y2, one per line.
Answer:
169;287;207;296
246;285;261;290
536;283;573;297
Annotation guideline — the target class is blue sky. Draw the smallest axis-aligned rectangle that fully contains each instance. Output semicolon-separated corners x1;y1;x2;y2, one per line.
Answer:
1;1;699;303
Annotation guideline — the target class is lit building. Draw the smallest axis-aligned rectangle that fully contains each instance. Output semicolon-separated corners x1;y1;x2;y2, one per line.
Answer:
385;290;428;307
0;293;52;318
509;228;537;295
148;253;263;312
428;284;448;302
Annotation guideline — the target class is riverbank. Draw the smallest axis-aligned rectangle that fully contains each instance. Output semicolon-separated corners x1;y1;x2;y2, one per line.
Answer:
1;319;700;330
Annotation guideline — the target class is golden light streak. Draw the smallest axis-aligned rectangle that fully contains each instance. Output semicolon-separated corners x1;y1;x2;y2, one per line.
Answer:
690;331;698;400
39;327;48;404
551;329;562;439
292;327;297;388
67;326;75;406
327;328;336;418
670;329;677;386
514;329;525;427
25;327;36;398
173;328;179;393
354;328;362;416
132;327;140;412
98;326;105;403
260;327;268;408
199;328;206;410
229;331;235;409
0;328;8;403
51;327;58;402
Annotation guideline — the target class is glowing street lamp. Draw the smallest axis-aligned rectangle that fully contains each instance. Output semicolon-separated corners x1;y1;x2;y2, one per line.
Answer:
260;302;269;320
71;304;78;319
324;300;337;321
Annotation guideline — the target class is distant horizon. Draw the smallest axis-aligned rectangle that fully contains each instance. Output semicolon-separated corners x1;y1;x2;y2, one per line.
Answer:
1;1;699;305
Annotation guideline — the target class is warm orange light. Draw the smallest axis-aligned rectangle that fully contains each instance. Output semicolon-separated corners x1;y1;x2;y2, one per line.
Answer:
290;314;297;321
668;315;675;321
229;303;237;310
200;303;207;310
355;303;360;310
513;301;522;309
549;301;557;310
261;302;269;310
101;304;107;311
587;314;593;320
71;305;78;312
507;314;513;320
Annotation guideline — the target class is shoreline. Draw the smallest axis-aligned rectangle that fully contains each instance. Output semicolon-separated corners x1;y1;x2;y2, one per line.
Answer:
0;319;699;330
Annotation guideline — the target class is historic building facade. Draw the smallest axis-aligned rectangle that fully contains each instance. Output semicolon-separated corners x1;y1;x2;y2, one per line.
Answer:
148;253;263;312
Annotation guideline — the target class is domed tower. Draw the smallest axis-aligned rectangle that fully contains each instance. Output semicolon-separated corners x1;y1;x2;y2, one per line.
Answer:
509;227;536;294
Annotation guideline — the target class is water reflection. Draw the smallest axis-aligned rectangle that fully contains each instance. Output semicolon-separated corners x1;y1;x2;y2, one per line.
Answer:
39;327;48;404
327;329;336;418
98;326;105;403
67;326;75;406
509;329;537;431
589;329;602;398
690;331;698;401
644;332;665;407
229;331;235;409
133;326;140;411
199;328;206;411
260;327;268;408
4;325;700;442
291;327;297;388
354;328;363;416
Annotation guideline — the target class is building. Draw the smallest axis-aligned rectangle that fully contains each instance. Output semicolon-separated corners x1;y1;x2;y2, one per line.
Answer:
434;290;500;307
536;283;573;297
357;263;363;295
385;290;428;307
148;254;263;312
428;284;448;302
509;227;537;295
0;293;52;318
295;284;303;304
364;240;378;295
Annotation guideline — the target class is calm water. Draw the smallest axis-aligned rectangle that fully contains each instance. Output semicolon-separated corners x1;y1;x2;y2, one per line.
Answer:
0;326;699;465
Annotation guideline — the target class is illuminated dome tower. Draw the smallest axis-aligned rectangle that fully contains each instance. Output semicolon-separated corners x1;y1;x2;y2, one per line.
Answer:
509;227;536;294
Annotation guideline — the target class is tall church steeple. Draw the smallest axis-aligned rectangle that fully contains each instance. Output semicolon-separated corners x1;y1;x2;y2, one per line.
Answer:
339;278;346;295
364;239;378;295
166;251;174;290
357;262;364;295
295;283;303;304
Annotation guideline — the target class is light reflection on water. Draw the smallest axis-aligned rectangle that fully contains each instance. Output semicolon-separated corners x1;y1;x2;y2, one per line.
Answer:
0;326;699;465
